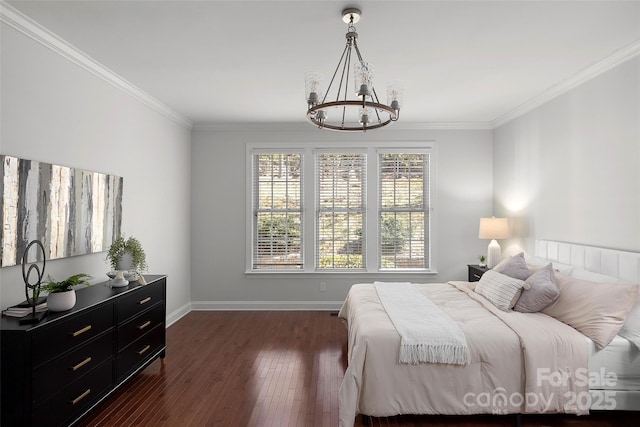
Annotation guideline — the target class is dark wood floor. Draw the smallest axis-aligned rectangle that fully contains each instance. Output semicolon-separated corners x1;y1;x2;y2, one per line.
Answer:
78;311;640;427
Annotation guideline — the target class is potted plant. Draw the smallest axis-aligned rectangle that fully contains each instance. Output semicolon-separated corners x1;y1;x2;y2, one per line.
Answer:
107;235;148;272
42;273;91;312
478;255;486;267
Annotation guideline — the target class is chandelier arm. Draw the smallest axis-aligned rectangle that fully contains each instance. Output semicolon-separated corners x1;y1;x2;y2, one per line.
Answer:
322;44;350;104
343;45;352;102
371;86;384;124
335;42;349;105
352;38;365;64
372;86;381;104
342;46;353;127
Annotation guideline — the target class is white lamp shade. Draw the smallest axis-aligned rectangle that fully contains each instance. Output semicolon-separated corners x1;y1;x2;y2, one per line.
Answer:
479;217;510;269
478;217;510;240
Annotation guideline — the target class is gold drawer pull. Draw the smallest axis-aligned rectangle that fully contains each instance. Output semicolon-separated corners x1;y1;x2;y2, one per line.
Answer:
70;357;92;371
137;345;151;356
69;388;91;405
138;297;152;305
473;274;481;279
137;320;151;330
71;325;92;337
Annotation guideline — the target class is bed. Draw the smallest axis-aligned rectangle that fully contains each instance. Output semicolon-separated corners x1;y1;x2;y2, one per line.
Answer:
337;240;640;427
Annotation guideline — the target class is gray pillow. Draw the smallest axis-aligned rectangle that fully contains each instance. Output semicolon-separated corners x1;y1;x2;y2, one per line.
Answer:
513;263;560;313
493;252;532;281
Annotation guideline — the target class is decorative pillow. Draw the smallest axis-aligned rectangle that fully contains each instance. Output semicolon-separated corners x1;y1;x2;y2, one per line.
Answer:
569;267;622;284
524;255;549;269
513;263;559;313
475;270;530;311
525;255;574;275
542;274;639;348
493;252;532;281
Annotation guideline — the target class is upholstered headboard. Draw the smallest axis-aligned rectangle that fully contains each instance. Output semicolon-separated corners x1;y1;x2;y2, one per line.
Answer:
535;240;640;284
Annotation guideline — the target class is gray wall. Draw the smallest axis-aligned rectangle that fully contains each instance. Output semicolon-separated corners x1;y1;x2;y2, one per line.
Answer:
493;57;640;255
0;21;192;321
191;127;493;308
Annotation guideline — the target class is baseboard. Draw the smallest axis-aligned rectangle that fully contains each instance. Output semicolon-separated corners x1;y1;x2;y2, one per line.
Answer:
191;300;343;311
166;302;192;327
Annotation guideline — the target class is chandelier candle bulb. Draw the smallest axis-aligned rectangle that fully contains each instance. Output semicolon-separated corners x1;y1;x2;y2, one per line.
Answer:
355;62;374;97
359;107;371;125
316;110;328;124
387;80;404;116
305;72;324;106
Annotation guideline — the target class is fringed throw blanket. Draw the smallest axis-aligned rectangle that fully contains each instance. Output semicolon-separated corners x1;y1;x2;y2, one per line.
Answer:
374;282;470;365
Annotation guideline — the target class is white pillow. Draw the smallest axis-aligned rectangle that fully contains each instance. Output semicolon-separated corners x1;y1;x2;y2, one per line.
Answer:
619;297;640;349
569;267;621;284
524;255;549;269
475;270;530;311
565;267;640;348
542;274;639;348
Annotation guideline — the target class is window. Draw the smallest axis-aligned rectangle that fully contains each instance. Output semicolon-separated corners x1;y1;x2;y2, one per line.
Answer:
252;153;302;269
248;144;433;273
316;153;366;269
379;153;429;269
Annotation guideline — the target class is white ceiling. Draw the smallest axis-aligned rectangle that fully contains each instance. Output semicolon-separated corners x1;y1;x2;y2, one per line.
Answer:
6;0;640;128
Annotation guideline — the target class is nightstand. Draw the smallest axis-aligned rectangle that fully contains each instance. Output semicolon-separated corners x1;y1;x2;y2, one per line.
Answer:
468;264;489;282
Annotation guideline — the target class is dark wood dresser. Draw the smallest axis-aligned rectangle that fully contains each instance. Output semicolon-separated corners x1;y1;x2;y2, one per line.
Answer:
1;275;166;427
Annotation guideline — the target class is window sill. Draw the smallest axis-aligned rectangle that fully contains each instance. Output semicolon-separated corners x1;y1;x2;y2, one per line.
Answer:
245;270;439;279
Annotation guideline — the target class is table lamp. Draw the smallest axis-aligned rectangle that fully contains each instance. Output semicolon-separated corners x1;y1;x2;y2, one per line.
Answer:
479;217;510;269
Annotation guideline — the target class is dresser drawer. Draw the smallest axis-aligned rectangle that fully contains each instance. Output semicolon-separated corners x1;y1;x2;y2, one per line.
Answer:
116;324;164;381
32;303;113;367
32;331;114;406
118;302;165;352
117;281;164;324
32;359;113;427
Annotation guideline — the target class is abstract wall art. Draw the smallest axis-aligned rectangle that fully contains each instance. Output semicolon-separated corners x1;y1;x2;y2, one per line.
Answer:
1;155;123;267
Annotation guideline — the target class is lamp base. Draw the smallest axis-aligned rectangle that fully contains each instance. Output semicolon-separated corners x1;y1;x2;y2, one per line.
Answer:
487;239;502;269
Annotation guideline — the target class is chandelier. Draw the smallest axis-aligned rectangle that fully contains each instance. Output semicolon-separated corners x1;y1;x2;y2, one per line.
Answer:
305;8;403;131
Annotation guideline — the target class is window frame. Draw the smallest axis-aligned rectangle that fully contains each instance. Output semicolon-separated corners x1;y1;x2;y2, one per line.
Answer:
246;142;437;276
377;149;431;271
314;149;368;271
251;151;304;270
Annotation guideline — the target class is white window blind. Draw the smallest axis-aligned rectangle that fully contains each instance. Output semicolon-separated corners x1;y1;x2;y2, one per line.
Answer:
252;153;303;270
379;153;429;269
316;153;366;269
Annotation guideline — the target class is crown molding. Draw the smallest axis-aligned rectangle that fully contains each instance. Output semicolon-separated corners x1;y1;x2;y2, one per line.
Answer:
0;2;193;130
491;38;640;128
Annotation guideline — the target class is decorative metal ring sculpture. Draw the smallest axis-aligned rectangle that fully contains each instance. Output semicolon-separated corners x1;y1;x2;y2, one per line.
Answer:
22;240;46;307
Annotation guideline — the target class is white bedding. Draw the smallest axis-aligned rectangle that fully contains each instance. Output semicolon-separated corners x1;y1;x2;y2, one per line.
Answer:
589;335;640;391
338;281;589;427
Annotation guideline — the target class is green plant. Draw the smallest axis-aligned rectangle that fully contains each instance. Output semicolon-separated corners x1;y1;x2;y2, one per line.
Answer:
107;236;148;271
479;255;486;263
380;216;410;250
42;273;91;293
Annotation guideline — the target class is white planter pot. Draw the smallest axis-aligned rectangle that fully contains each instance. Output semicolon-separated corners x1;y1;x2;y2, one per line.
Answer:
116;252;133;271
47;290;76;312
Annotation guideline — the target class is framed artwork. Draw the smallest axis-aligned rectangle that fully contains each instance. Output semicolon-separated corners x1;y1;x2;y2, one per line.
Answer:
1;155;123;267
